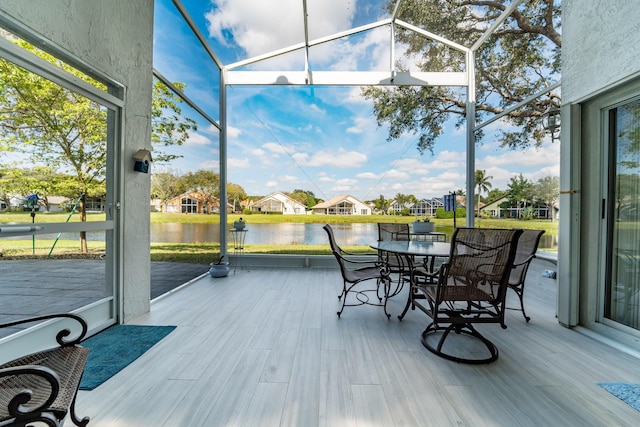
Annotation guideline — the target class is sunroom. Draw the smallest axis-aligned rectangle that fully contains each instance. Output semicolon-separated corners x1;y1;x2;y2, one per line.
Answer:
1;0;640;425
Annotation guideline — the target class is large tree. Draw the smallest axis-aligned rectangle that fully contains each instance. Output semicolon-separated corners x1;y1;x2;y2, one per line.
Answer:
0;36;196;251
373;194;391;213
393;193;417;215
534;175;559;221
506;173;534;216
151;172;186;212
475;169;493;217
287;189;318;208
151;79;197;163
227;182;247;212
5;167;79;212
363;0;561;153
179;170;220;212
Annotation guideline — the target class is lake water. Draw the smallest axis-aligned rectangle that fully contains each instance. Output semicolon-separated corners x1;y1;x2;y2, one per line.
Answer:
151;222;380;246
5;222;558;250
150;223;559;250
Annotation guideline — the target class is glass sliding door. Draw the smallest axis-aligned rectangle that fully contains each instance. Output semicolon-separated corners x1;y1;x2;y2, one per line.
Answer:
605;98;640;329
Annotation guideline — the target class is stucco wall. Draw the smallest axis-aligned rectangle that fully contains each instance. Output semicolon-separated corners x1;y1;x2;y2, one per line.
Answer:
0;0;154;321
562;0;640;103
559;1;640;335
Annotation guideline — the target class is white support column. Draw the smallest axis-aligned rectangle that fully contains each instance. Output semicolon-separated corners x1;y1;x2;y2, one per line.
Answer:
557;103;580;327
465;50;476;227
219;69;228;256
390;21;396;79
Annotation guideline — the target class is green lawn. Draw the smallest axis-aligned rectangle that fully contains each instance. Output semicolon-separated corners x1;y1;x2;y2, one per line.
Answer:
0;211;558;261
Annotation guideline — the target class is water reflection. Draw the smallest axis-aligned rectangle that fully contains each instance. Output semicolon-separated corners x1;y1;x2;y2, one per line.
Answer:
3;223;559;250
150;222;378;246
149;223;558;250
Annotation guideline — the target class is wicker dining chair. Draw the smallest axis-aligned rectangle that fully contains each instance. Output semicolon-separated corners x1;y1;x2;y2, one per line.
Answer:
410;227;522;364
507;229;545;322
377;222;410;242
323;224;391;318
377;223;412;297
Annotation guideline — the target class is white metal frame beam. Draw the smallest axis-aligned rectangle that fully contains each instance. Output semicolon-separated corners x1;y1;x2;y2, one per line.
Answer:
225;70;468;86
168;0;555;254
225;19;393;71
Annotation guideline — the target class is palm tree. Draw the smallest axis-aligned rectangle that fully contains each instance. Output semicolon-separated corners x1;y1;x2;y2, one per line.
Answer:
475;169;493;218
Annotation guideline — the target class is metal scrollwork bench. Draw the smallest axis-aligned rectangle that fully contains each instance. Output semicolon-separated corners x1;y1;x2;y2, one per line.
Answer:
0;313;90;427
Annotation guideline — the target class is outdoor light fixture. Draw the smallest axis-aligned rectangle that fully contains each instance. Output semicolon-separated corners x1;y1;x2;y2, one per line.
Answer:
542;106;561;142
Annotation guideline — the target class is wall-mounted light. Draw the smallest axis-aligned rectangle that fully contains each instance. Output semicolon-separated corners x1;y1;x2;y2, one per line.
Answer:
133;149;152;173
542;106;561;142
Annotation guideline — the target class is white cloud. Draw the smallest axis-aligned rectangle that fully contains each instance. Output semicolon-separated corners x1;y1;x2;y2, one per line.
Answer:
297;124;314;132
428;151;467;169
332;184;353;192
473;143;560;190
346;116;375;134
293;148;367;167
265;180;278;188
205;0;356;68
309;103;326;116
480;144;559;168
280;175;298;182
355;172;379;179
227;125;242;139
263;142;295;155
391;158;430;175
228;157;251;168
185;132;212;146
335;178;358;186
380;169;411;181
205;1;302;55
197;160;220;172
393;172;464;199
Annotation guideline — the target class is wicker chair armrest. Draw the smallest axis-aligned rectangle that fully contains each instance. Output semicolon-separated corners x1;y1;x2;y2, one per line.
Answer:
0;313;88;347
338;247;360;257
511;254;536;268
334;251;378;266
0;365;60;420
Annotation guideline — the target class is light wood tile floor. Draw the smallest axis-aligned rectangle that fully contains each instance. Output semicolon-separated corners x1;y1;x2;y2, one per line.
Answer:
71;261;640;426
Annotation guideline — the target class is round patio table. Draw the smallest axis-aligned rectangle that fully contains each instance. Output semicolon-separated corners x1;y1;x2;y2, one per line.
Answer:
370;240;451;320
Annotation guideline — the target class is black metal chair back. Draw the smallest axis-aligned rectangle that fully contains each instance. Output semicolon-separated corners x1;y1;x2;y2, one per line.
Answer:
507;229;545;321
323;224;391;318
377;223;411;293
377;223;410;241
412;227;522;363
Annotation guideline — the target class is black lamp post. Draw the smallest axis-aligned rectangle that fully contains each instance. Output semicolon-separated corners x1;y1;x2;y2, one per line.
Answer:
542;106;561;142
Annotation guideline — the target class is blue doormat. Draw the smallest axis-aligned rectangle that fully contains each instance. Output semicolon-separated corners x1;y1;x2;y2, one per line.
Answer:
80;324;176;390
597;382;640;411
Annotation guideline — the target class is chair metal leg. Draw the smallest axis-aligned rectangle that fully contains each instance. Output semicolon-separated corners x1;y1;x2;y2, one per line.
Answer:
517;289;531;322
509;285;531;322
338;281;347;301
421;322;499;364
382;276;392;319
398;286;418;320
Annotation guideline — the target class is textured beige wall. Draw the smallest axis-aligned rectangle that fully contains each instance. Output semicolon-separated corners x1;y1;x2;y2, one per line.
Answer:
562;0;640;103
559;0;640;331
0;0;155;321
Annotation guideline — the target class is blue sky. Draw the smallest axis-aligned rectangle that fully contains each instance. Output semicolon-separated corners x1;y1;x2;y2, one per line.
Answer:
153;0;560;202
